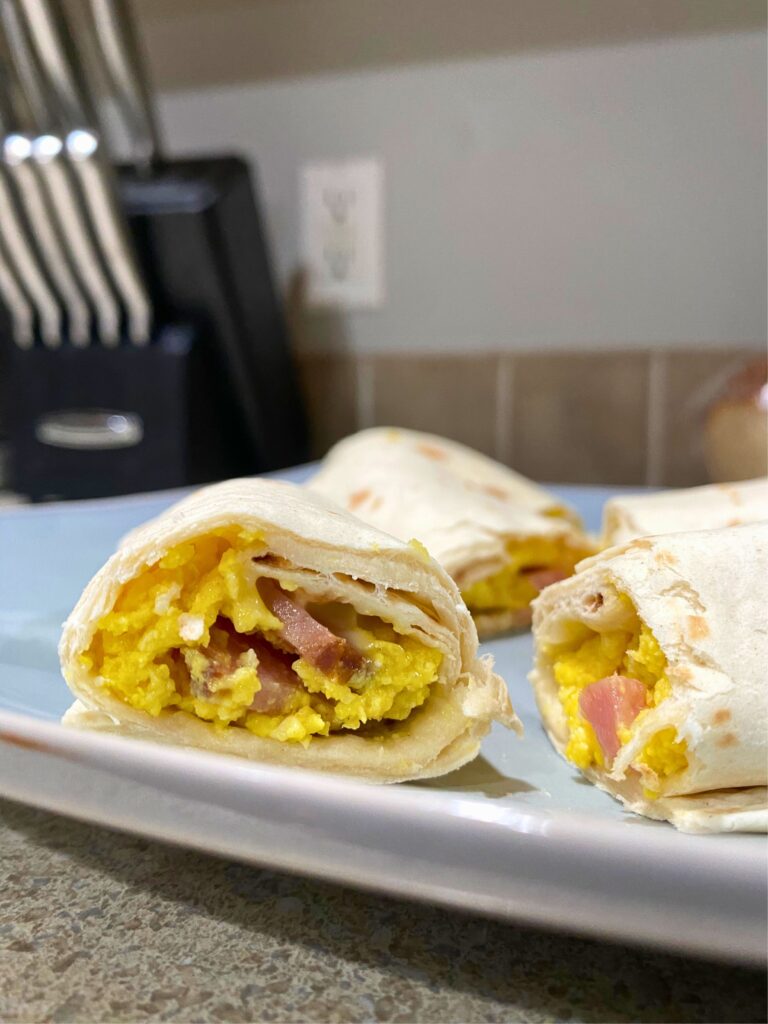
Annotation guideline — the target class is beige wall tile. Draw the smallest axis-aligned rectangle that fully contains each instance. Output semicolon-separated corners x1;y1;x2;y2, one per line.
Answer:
297;354;358;459
660;349;764;486
370;355;500;457
510;353;650;484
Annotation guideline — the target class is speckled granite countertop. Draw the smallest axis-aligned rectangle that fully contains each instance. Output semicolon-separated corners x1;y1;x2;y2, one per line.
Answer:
0;798;765;1024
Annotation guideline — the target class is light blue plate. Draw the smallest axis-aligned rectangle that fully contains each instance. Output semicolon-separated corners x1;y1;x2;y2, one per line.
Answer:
0;471;764;963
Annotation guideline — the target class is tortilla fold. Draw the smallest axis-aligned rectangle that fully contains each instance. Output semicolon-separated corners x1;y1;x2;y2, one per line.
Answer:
601;477;768;547
309;428;593;637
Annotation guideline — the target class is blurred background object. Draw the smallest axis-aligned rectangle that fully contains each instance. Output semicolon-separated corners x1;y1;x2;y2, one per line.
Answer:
0;0;307;500
0;0;765;497
704;357;768;482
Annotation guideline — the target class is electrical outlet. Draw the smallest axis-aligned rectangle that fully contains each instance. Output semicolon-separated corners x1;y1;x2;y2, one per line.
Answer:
300;157;384;309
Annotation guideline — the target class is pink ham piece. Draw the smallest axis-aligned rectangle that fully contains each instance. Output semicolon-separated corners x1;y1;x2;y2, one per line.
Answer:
258;578;364;680
248;638;303;714
184;618;303;715
522;567;567;592
579;674;648;762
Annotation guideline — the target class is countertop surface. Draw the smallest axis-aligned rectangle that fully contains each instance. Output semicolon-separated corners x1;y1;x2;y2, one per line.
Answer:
1;797;765;1024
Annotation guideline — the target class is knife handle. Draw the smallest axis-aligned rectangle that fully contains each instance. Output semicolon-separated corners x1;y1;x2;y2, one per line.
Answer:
0;0;49;130
0;233;34;348
4;134;91;346
0;169;61;346
87;0;161;170
15;0;95;127
66;129;151;345
33;134;122;347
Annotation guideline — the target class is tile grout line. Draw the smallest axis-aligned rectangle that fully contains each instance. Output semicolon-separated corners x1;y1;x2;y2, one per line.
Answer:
355;357;375;430
645;349;666;486
495;354;514;464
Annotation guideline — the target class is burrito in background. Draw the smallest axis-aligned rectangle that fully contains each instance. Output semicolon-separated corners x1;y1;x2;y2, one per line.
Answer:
529;522;767;833
309;428;594;638
60;478;519;782
602;477;768;547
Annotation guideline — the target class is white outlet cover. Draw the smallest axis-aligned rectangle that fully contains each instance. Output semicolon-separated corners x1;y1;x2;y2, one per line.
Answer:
300;157;384;309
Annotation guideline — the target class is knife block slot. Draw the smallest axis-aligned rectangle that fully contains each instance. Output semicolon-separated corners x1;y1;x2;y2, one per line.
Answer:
6;324;251;501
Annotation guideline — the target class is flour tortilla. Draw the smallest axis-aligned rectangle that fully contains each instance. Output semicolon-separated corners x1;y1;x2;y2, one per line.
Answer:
602;477;768;547
530;523;767;832
308;428;592;636
60;478;519;781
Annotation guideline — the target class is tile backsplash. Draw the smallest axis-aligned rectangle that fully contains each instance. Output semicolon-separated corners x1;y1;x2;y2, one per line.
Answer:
297;347;765;486
508;352;650;485
370;356;500;458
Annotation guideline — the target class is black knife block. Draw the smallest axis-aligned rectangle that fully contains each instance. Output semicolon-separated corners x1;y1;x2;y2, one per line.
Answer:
120;154;308;474
7;324;248;501
5;153;308;500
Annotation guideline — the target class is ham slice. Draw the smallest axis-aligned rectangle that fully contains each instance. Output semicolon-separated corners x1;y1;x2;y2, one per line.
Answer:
183;622;252;696
183;618;302;715
258;578;363;680
579;674;647;762
522;566;567;592
247;638;303;714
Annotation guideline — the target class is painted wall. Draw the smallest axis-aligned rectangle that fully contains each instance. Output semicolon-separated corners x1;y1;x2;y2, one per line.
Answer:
139;2;765;355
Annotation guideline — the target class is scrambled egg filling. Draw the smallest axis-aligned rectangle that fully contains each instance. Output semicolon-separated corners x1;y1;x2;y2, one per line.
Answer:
81;528;442;744
551;607;687;786
461;538;588;614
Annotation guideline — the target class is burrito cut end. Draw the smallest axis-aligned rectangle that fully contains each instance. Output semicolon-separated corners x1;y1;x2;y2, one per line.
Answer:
540;592;688;796
79;527;446;744
458;533;592;628
61;479;519;780
530;523;768;830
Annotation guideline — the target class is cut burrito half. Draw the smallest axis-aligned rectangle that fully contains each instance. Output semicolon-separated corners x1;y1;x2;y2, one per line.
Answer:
529;522;767;832
309;428;594;638
60;479;519;781
602;477;768;547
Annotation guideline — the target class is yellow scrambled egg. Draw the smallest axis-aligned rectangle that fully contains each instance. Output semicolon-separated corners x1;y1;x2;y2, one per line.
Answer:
81;529;442;744
551;609;687;788
461;537;588;614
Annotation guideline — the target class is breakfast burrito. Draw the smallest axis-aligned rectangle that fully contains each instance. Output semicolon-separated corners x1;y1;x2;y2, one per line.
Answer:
529;522;767;832
602;477;768;547
60;478;519;781
309;428;594;637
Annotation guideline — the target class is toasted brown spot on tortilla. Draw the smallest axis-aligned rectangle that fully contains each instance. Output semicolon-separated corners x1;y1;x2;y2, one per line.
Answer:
480;484;509;500
687;615;709;640
717;732;738;749
417;443;446;460
348;488;371;510
712;709;732;725
371;496;383;510
660;579;706;612
726;517;743;527
584;592;604;612
716;483;743;505
656;549;678;567
674;665;694;682
631;539;654;550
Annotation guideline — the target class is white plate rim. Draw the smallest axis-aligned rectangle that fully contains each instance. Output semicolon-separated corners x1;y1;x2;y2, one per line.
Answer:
1;706;765;966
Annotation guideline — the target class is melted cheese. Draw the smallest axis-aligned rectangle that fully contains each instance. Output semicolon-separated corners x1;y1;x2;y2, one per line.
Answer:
461;537;589;614
551;610;688;784
82;529;442;744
